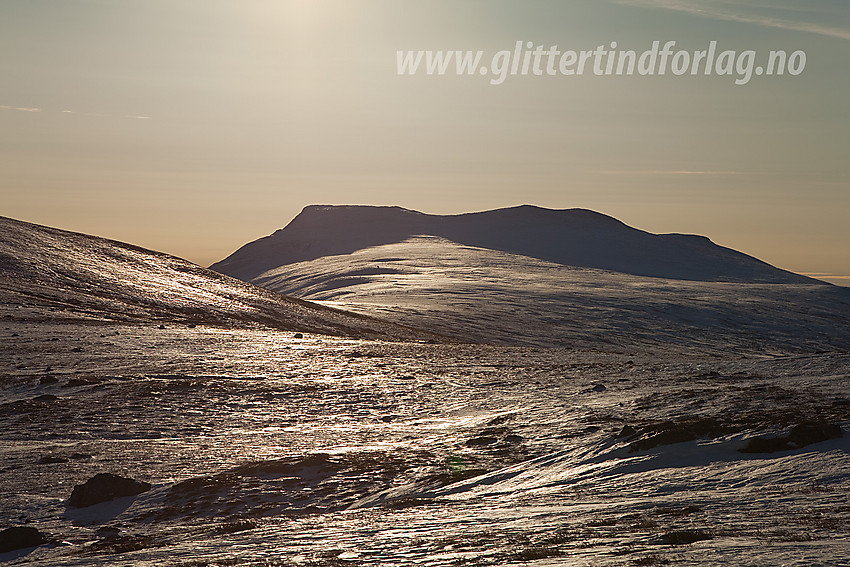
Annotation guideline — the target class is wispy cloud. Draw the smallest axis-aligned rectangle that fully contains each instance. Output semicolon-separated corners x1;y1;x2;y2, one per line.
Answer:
1;106;151;120
614;0;850;41
61;109;152;120
595;169;761;176
0;104;41;113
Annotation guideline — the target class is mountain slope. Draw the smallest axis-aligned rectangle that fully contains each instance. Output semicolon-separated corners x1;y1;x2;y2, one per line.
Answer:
0;216;437;340
241;235;850;352
209;206;850;352
211;205;818;284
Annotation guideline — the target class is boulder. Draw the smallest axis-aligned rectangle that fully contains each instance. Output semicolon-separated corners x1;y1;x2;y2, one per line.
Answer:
740;422;843;454
0;526;47;553
68;473;151;508
788;422;843;448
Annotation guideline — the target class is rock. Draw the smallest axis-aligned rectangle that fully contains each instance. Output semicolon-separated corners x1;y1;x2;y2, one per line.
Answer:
32;394;58;402
788;422;842;448
68;473;152;508
740;422;842;454
293;332;303;339
630;429;697;452
465;436;498;447
657;529;713;545
0;526;48;553
591;384;607;392
37;455;69;465
615;425;638;439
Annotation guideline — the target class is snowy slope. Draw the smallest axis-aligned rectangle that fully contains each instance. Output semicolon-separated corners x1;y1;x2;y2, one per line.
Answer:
0;216;436;340
211;205;818;284
244;236;850;351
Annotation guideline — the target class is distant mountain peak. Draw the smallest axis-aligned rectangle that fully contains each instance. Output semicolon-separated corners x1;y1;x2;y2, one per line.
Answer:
211;204;818;285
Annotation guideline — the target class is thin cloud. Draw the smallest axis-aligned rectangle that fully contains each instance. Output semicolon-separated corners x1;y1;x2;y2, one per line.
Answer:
0;105;41;112
595;169;755;176
2;106;152;120
60;109;152;120
614;0;850;41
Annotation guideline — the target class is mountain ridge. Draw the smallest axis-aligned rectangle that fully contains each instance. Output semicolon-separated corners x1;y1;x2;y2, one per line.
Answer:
211;204;819;285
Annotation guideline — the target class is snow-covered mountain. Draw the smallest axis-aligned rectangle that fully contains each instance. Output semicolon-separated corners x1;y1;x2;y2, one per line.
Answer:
211;205;817;284
211;205;850;351
0;216;434;340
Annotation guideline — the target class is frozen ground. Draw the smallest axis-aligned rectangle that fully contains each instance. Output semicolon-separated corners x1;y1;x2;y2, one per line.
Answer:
1;322;848;566
1;214;849;565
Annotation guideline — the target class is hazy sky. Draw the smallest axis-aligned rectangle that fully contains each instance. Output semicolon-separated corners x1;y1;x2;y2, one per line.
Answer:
2;1;848;283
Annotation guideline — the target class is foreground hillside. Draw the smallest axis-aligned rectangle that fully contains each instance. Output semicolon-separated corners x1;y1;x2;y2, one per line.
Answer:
0;216;435;341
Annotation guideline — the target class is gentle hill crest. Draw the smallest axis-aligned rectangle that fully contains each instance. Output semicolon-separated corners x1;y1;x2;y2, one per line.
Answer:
0;215;438;340
211;204;817;284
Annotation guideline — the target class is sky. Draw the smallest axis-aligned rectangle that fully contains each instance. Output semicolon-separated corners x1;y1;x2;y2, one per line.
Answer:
1;0;848;284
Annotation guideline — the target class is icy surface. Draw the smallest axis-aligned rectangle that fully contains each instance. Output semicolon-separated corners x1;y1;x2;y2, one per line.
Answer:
1;324;848;566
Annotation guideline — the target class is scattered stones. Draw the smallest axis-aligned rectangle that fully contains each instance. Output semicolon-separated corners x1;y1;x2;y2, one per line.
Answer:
68;473;152;508
0;526;48;553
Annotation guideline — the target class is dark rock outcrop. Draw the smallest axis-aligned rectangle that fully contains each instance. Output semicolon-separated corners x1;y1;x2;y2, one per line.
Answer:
68;473;151;508
740;422;843;454
0;526;48;553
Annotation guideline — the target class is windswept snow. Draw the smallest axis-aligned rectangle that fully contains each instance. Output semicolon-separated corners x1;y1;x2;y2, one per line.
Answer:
239;235;850;352
0;216;437;341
